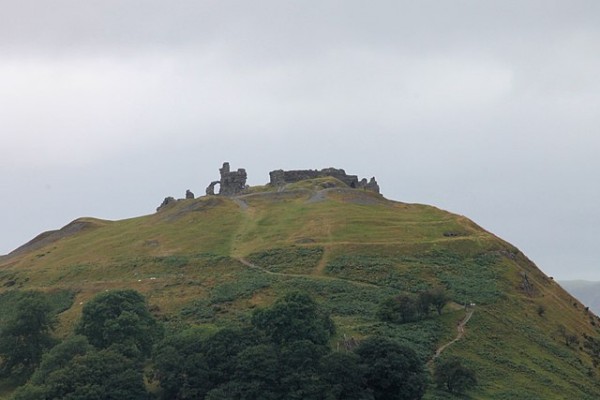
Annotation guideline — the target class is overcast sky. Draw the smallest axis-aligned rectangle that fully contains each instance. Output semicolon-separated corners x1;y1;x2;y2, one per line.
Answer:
1;1;599;280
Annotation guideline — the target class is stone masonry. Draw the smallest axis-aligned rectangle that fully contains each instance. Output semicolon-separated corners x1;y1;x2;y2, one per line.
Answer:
202;163;380;199
206;162;248;196
269;167;380;193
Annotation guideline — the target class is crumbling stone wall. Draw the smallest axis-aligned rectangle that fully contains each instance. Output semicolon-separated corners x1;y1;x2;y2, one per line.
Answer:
269;167;380;193
205;181;219;196
203;163;379;197
156;196;176;212
359;177;380;193
206;162;248;196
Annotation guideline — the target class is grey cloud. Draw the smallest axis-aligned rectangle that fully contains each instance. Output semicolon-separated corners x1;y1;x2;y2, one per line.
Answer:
1;1;599;281
1;1;599;54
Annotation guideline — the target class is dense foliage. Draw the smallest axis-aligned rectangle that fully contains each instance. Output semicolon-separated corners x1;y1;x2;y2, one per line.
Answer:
154;291;427;400
377;287;449;324
75;289;162;357
434;357;477;394
12;290;161;399
355;337;426;400
1;289;430;399
0;291;57;377
13;347;148;400
251;291;335;345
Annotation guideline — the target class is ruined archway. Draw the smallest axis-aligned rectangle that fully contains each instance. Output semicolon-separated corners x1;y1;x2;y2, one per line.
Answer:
205;181;220;196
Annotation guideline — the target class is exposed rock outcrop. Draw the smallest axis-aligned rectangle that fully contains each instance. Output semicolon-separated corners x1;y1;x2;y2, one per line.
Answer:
157;196;177;212
185;190;195;199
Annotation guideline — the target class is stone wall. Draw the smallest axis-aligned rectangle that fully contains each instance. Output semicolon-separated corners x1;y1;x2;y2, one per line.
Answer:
203;163;380;197
206;162;248;196
269;167;380;193
156;196;176;212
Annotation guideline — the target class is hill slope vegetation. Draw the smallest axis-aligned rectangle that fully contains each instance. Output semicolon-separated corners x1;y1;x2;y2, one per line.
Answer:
561;281;600;315
1;177;599;398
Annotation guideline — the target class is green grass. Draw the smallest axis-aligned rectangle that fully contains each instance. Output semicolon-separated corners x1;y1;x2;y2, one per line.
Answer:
324;249;507;304
209;270;274;304
246;246;324;273
1;183;599;399
438;301;600;399
0;289;75;326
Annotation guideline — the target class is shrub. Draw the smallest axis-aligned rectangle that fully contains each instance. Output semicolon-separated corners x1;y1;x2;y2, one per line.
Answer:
434;357;477;394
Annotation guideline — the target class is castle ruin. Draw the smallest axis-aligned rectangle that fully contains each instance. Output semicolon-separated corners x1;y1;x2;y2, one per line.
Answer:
205;162;248;196
204;163;379;196
269;167;380;193
159;162;380;211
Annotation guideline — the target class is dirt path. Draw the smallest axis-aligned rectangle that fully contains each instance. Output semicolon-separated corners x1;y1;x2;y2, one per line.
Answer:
237;257;379;288
428;308;474;367
313;221;333;275
313;249;330;275
232;198;249;210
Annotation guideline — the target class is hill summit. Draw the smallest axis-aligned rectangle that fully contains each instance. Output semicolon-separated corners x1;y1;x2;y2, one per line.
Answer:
1;163;600;399
158;162;380;210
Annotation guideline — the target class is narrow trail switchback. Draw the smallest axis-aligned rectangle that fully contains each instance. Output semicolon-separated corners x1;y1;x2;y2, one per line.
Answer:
427;308;475;368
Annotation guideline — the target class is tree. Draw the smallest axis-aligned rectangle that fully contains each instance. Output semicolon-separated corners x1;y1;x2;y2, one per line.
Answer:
278;340;329;399
377;297;399;322
153;327;262;400
377;295;419;324
30;335;92;385
417;291;432;317
203;327;263;388
427;287;449;316
379;288;449;324
354;337;426;400
225;343;282;400
319;352;371;400
251;291;334;345
0;291;56;376
434;358;477;394
153;327;210;400
75;290;161;357
13;348;149;400
154;292;337;400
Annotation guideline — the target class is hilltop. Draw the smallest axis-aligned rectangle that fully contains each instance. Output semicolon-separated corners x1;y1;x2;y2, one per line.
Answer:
1;164;599;399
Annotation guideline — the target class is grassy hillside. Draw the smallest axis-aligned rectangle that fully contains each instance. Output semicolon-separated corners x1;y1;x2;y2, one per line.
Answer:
1;177;599;399
561;280;600;315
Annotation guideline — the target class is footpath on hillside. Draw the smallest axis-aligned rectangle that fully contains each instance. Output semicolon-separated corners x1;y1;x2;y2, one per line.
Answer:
237;257;379;288
427;308;475;369
240;254;476;374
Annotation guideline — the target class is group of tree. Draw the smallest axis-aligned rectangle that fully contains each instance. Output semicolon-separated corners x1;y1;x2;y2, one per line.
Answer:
9;289;160;400
3;289;474;399
378;286;449;324
0;291;57;378
153;291;428;400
